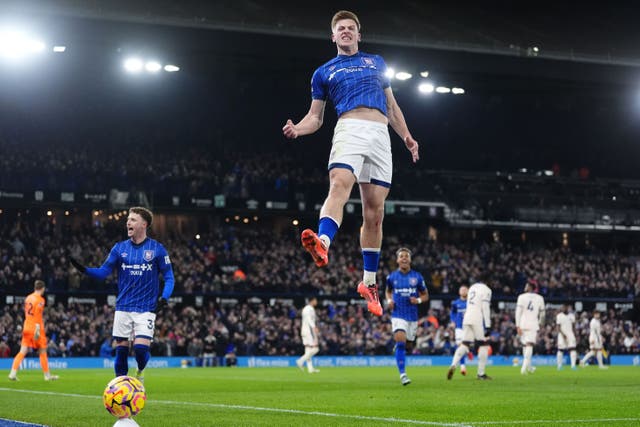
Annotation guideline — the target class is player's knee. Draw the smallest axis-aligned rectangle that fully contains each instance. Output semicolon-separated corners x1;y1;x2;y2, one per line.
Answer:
363;208;384;228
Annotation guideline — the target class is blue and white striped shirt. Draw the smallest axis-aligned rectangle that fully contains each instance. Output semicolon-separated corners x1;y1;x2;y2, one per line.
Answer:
86;237;174;312
311;51;391;117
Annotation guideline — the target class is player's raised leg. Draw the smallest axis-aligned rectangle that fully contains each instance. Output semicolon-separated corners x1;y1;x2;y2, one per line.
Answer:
302;168;354;267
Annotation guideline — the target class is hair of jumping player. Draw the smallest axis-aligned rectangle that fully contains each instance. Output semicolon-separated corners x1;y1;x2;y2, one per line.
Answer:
331;10;361;31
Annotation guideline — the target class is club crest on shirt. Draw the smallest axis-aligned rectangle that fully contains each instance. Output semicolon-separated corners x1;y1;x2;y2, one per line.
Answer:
409;278;418;286
121;253;128;258
362;57;374;66
328;65;336;71
143;250;154;261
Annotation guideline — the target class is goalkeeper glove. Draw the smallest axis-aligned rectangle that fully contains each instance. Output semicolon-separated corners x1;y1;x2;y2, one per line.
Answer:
68;253;86;273
155;297;168;313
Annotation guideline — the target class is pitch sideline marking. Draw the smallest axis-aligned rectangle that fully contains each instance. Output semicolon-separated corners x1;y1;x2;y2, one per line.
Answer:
1;388;639;426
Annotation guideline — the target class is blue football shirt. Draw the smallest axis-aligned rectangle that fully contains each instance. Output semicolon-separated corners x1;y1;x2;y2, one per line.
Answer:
311;51;391;117
386;269;427;321
450;298;467;328
86;237;175;312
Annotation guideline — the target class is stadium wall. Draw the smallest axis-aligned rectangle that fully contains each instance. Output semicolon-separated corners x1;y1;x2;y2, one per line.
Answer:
1;355;638;371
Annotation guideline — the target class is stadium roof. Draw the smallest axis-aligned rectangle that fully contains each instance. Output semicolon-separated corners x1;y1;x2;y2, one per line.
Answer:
5;0;640;67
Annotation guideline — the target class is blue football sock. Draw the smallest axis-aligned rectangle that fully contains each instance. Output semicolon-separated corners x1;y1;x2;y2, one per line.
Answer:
318;217;339;243
362;249;380;273
115;346;129;376
133;344;150;372
395;342;406;375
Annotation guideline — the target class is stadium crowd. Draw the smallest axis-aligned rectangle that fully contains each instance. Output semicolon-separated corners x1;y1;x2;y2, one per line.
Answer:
1;216;639;299
1;299;638;361
4;139;639;218
3;213;639;361
0;139;323;202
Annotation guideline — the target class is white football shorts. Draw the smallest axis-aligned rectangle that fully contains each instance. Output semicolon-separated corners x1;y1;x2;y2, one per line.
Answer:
392;317;418;341
557;332;577;349
112;310;156;341
589;334;603;350
462;323;487;342
519;329;538;345
328;118;392;187
301;329;318;347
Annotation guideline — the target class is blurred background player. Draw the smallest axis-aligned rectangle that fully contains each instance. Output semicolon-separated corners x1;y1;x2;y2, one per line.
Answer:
515;280;545;375
296;296;320;373
385;248;428;385
69;206;175;380
556;304;578;370
8;280;59;381
449;285;473;376
580;311;608;369
282;10;419;317
447;277;492;380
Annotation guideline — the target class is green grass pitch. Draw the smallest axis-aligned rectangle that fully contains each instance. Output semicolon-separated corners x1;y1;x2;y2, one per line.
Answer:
0;366;638;426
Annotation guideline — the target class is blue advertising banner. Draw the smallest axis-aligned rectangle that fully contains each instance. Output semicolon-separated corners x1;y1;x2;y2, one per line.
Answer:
0;355;638;370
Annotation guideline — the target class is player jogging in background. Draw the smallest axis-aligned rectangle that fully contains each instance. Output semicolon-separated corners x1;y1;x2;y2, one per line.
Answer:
68;206;174;380
580;311;608;369
556;304;578;370
283;10;420;317
296;297;321;373
385;247;428;385
449;285;473;376
8;280;59;381
447;278;493;380
515;280;545;375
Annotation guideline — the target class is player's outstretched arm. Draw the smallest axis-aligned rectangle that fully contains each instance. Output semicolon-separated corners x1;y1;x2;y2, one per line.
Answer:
282;100;326;139
385;87;419;163
69;245;119;280
68;253;87;273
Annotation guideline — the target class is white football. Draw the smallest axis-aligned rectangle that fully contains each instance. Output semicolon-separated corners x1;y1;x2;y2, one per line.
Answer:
113;418;140;427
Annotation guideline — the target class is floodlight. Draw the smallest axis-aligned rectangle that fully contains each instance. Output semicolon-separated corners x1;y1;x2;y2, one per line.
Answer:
145;61;161;72
52;45;66;52
0;29;46;59
395;72;412;80
123;57;143;72
435;86;451;93
451;87;465;95
164;64;180;72
385;67;395;79
418;83;434;93
419;70;429;78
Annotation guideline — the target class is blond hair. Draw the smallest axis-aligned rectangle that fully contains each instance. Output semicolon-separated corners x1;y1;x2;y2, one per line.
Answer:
331;10;361;31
